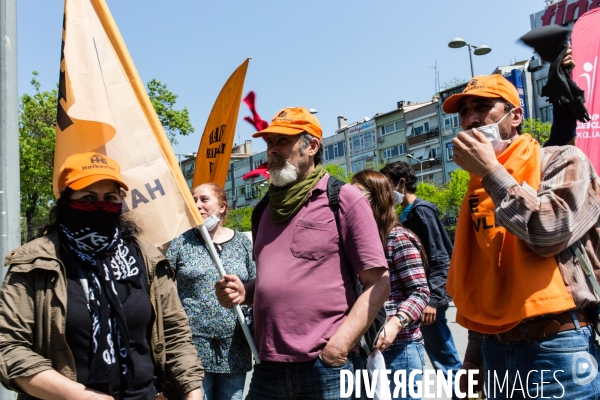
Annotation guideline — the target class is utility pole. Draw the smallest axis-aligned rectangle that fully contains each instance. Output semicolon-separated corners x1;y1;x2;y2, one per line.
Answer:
0;0;19;398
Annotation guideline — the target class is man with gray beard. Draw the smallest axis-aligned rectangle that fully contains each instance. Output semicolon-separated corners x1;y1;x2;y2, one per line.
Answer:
216;106;390;399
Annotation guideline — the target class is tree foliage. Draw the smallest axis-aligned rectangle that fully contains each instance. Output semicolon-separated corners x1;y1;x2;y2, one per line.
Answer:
19;72;57;243
147;78;194;145
323;163;353;183
410;169;470;231
224;207;253;232
522;118;551;145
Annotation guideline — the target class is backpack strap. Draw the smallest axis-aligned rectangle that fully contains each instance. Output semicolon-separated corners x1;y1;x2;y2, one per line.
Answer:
326;175;344;228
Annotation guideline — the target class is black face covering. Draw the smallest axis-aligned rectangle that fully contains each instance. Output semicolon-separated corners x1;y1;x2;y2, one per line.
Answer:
58;198;138;396
57;199;122;257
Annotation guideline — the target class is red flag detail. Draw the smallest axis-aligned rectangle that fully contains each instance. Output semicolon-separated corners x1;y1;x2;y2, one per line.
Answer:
242;162;269;180
243;91;269;131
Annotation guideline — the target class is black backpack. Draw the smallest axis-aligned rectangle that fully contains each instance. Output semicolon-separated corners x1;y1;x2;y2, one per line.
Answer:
251;176;387;356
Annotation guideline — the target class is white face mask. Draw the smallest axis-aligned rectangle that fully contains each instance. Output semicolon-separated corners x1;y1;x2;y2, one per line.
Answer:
204;212;221;231
393;184;404;205
463;110;514;155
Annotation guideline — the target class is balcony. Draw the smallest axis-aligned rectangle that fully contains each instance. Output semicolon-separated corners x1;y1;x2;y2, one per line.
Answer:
408;127;440;146
409;157;442;170
426;127;440;139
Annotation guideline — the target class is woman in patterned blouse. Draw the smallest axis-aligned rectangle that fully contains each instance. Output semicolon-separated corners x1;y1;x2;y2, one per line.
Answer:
352;170;430;400
166;183;256;400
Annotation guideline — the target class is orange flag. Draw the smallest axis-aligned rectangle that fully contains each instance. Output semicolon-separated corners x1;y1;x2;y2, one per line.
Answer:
193;59;250;188
54;0;203;246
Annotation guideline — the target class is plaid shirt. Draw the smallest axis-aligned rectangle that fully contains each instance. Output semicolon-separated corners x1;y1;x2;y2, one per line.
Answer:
465;143;600;365
384;226;430;345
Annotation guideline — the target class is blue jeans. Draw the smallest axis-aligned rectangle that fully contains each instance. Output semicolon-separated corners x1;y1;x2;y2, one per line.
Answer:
482;315;600;400
202;371;245;400
420;303;462;374
246;353;355;400
420;303;462;400
382;342;426;400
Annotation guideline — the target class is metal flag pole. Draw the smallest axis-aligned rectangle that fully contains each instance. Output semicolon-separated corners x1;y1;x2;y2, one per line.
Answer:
0;0;19;398
197;223;260;364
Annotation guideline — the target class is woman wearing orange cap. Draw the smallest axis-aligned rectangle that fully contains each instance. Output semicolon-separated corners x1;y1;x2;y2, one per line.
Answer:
0;152;204;400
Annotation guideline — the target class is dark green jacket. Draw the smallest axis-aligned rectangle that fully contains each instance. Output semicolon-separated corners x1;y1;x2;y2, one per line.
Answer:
0;232;203;399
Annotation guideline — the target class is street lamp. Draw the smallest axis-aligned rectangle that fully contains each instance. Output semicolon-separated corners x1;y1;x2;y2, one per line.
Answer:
406;154;435;183
448;38;492;77
175;152;197;169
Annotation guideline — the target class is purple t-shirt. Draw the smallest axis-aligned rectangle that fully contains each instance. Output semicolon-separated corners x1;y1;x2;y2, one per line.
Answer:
253;174;387;362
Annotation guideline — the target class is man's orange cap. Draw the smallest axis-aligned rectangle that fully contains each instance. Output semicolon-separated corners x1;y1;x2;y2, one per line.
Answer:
57;152;129;193
252;106;322;139
442;74;521;114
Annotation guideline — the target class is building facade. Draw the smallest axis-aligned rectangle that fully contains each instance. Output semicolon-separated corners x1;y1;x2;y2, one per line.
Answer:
374;106;410;168
404;100;444;184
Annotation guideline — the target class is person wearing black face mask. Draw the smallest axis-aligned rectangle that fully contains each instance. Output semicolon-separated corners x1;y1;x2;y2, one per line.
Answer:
0;152;204;400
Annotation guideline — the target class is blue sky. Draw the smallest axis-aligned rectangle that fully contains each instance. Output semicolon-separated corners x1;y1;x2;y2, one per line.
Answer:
18;0;547;155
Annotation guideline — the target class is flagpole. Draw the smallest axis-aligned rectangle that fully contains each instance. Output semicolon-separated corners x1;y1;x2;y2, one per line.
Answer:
197;223;260;364
0;0;20;396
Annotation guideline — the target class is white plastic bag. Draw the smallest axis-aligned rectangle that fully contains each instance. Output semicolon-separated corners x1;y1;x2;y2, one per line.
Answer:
366;349;392;400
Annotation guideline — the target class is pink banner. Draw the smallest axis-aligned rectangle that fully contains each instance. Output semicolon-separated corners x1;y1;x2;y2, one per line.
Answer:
573;8;600;173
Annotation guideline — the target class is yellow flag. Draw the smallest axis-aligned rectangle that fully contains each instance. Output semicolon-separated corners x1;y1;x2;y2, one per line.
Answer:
54;0;203;246
193;59;250;188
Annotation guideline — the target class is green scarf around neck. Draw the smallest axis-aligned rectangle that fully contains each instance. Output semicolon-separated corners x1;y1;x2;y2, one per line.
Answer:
268;165;326;224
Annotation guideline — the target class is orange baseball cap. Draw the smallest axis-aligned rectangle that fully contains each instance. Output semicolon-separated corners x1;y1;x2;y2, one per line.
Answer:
252;106;323;139
442;74;521;114
57;152;129;192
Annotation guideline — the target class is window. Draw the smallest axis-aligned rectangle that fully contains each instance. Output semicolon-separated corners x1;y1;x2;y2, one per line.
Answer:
382;143;407;159
540;105;553;122
324;144;333;161
414;126;424;136
536;77;548;94
324;141;345;161
253;158;266;169
337;142;346;158
382;120;405;135
422;173;435;182
350;131;376;155
424;122;430;132
446;145;454;161
443;114;460;131
429;147;440;159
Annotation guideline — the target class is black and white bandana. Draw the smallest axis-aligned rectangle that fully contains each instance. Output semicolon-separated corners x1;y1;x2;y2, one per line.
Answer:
58;199;141;395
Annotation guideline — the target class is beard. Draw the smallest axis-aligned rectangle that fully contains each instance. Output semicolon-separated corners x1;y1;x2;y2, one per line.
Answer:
268;155;299;187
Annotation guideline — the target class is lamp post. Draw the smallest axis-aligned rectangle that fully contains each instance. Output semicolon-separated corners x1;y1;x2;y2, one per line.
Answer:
176;152;197;169
406;154;435;183
448;38;492;77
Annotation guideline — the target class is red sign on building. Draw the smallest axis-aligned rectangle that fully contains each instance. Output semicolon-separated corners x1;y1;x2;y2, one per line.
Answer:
541;0;600;26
